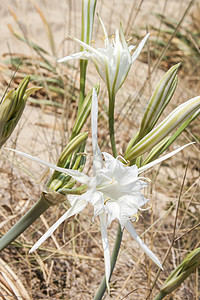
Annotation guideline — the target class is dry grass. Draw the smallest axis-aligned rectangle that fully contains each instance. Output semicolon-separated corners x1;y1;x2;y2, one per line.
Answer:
0;0;199;299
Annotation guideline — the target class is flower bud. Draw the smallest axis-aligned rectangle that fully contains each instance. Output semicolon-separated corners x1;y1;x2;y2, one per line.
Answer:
0;76;40;148
154;247;200;299
82;0;97;45
139;63;180;140
125;96;200;161
71;83;100;139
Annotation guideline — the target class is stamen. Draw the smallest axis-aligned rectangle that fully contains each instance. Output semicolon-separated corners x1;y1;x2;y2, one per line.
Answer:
111;34;115;43
104;197;110;205
132;214;139;222
127;37;132;42
138;176;151;182
110;177;115;184
116;155;128;164
101;174;112;181
139;204;152;211
90;40;96;44
103;36;107;41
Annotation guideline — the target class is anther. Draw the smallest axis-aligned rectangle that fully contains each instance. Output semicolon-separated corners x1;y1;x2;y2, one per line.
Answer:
132;214;139;222
110;177;115;184
104;197;110;205
127;37;132;42
90;40;96;44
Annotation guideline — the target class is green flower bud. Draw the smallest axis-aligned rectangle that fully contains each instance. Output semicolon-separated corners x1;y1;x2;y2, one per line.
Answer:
48;132;88;190
154;247;200;300
71;83;100;139
139;64;180;140
82;0;97;45
125;96;200;161
0;76;40;148
58;132;88;167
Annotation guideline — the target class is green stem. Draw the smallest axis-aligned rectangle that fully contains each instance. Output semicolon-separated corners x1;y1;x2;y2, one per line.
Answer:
78;60;88;115
108;94;117;158
93;223;123;300
93;92;122;299
0;194;51;252
153;291;168;300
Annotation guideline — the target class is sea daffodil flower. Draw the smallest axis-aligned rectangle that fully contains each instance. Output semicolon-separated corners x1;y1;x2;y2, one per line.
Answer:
5;89;192;290
58;16;149;98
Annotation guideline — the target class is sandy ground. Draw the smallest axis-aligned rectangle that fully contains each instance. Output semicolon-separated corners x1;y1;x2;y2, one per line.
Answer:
0;0;199;299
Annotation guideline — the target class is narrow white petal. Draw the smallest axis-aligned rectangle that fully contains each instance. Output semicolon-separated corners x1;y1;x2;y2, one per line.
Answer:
58;52;91;63
128;45;135;52
138;143;194;174
99;212;111;291
131;33;150;62
91;88;103;174
4;148;90;185
29;199;87;253
125;220;163;269
71;36;102;57
97;14;109;48
119;23;129;52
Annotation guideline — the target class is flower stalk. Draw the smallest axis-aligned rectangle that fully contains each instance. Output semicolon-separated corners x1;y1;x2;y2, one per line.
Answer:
78;0;97;113
108;93;117;158
93;223;123;300
0;194;51;252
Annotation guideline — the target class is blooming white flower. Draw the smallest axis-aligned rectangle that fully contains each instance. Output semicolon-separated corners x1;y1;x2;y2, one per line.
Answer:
58;16;149;98
5;89;192;290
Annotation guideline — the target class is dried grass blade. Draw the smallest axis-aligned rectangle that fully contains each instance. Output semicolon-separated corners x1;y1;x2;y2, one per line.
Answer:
0;258;31;300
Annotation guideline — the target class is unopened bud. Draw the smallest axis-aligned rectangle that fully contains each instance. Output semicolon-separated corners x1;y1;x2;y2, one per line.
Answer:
154;247;200;300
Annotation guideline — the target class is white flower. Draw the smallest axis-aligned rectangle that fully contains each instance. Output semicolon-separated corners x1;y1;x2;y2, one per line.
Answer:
58;16;149;97
5;89;192;290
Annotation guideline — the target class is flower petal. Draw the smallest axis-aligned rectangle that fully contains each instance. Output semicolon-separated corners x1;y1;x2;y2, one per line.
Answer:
125;220;163;269
97;14;109;48
71;36;102;57
91;88;103;174
29;199;87;253
99;212;111;291
4;148;90;185
131;33;150;63
58;51;91;63
138;143;194;174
